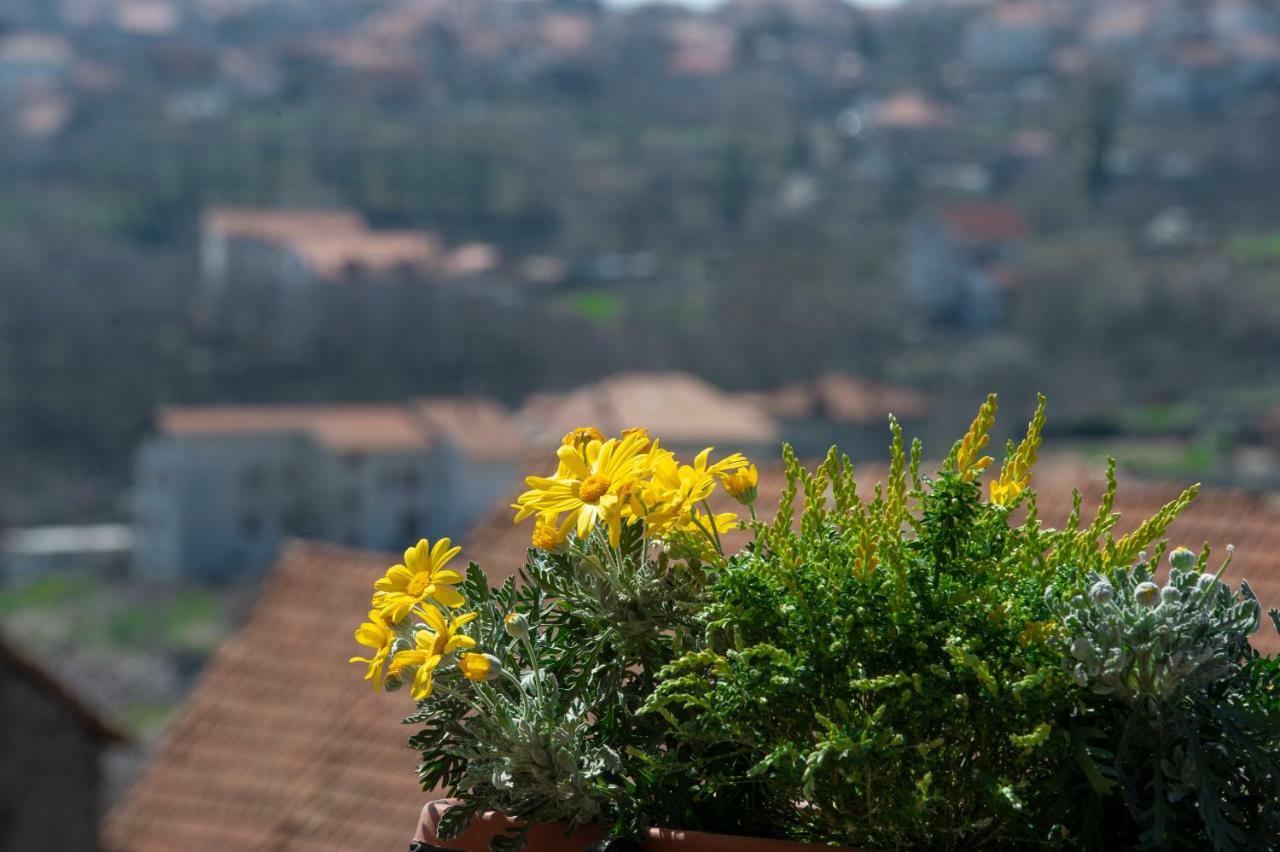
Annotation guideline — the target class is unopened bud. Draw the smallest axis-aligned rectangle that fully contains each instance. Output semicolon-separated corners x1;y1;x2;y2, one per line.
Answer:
504;611;530;641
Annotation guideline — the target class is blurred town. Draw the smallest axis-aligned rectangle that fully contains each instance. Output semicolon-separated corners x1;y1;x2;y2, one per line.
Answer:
3;0;1280;848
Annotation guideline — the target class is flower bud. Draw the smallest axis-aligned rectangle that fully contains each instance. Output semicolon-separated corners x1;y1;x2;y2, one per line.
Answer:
1070;637;1094;662
718;463;759;507
1134;581;1160;607
504;611;530;641
1160;585;1182;605
1169;547;1196;571
458;652;503;683
1089;579;1114;605
1072;664;1089;687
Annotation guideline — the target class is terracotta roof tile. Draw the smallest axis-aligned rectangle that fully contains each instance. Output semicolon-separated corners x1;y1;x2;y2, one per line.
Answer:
873;90;952;130
937;202;1030;242
101;543;425;852
414;398;527;462
202;208;443;282
157;404;435;453
520;372;780;448
763;373;933;424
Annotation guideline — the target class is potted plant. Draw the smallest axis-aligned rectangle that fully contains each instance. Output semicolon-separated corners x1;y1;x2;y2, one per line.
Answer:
353;397;1280;851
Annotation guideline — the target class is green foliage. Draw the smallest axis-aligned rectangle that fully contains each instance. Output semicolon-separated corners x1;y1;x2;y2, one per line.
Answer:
401;396;1280;850
1227;231;1280;266
641;399;1280;849
1051;552;1280;849
408;526;715;847
644;438;1076;848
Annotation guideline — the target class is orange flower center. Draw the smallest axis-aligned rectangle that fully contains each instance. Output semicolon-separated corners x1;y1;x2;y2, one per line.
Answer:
407;573;431;598
532;522;561;550
578;474;611;503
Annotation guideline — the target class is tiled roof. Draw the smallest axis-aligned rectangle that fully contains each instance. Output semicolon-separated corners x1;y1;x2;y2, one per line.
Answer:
202;207;444;282
0;33;74;64
289;230;442;281
937;201;1030;243
760;373;933;424
103;462;1280;850
101;543;426;852
157;404;435;453
203;208;366;243
520;372;780;448
0;629;125;744
415;398;528;462
157;399;527;456
873;90;952;130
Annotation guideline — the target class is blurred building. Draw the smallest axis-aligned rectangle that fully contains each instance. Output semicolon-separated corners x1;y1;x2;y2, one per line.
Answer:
132;400;526;583
748;373;934;458
904;201;1029;329
0;32;74;93
197;208;502;356
961;0;1065;76
2;631;124;852
104;462;1280;850
1;523;133;586
519;371;781;456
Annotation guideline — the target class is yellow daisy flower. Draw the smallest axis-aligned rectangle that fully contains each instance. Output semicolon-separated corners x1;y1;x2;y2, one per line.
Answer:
390;606;478;701
530;512;573;551
372;538;466;623
515;431;651;546
636;447;746;536
562;426;606;447
718;462;759;506
348;609;396;689
458;652;502;682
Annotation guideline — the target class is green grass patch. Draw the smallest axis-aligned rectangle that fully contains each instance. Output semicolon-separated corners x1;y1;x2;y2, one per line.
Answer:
1228;231;1280;266
1117;402;1201;435
0;576;92;615
99;590;228;651
567;291;622;323
121;703;176;734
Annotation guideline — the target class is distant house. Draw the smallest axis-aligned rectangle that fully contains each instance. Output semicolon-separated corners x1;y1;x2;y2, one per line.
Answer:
132;400;525;583
0;33;73;94
1;524;133;586
860;90;954;182
904;202;1029;328
520;372;781;456
2;631;124;852
961;1;1064;76
199;208;441;295
1085;3;1156;54
1131;42;1239;114
197;207;501;355
753;373;933;458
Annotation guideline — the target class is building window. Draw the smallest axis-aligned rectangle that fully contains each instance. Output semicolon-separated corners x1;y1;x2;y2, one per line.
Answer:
240;513;263;537
241;464;267;493
399;511;421;543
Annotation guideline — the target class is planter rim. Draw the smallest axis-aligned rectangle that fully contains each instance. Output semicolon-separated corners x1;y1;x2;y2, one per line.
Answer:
416;799;861;851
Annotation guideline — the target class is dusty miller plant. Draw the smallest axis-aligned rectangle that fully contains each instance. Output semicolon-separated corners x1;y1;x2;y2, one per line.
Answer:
1051;548;1280;850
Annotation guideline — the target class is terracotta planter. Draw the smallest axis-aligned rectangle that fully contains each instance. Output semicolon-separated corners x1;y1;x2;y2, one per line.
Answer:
414;799;860;852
